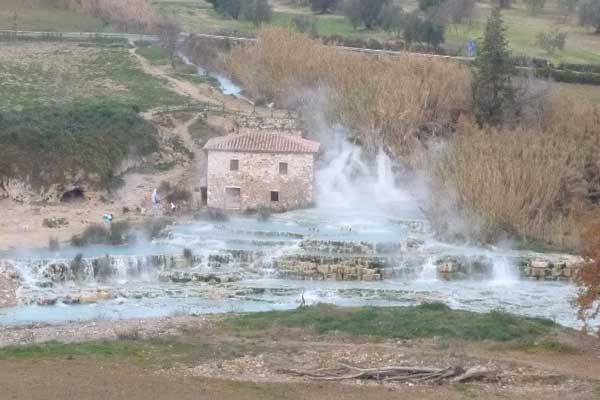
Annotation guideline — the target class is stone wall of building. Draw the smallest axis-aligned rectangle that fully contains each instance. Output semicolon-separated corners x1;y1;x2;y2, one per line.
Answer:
206;150;315;211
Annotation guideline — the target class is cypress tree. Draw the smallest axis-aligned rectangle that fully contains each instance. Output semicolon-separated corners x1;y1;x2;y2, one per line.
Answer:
472;8;515;126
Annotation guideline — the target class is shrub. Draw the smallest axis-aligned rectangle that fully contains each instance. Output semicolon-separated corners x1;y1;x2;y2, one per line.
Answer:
576;223;600;335
579;0;600;33
159;181;192;204
70;253;86;281
142;217;171;239
536;31;567;55
403;13;445;47
0;102;158;192
378;2;405;36
48;237;60;251
71;221;131;246
435;0;475;24
419;0;444;11
240;0;273;26
108;221;131;245
524;0;546;14
183;248;193;260
292;16;319;36
208;0;272;24
311;0;337;13
341;0;389;29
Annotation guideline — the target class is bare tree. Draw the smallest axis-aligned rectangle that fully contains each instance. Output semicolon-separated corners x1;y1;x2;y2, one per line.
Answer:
156;19;182;69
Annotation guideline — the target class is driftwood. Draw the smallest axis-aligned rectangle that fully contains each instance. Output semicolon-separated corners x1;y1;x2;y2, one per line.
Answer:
279;363;491;384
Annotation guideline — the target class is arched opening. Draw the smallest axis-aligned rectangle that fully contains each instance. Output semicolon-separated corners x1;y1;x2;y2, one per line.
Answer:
60;188;85;203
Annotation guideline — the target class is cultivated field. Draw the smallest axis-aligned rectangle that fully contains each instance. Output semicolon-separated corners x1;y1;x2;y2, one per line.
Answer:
0;40;187;111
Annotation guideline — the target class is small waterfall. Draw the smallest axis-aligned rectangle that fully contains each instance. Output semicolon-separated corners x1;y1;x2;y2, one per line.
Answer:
491;257;518;285
315;128;416;212
417;258;438;281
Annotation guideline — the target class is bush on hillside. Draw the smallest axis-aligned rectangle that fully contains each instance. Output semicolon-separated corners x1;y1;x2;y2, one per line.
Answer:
207;0;272;24
0;102;158;191
71;221;132;247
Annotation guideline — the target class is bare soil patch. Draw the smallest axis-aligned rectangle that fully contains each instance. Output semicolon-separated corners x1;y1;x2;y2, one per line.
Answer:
0;314;599;399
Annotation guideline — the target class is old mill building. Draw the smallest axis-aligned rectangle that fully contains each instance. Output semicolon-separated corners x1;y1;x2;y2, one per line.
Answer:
203;130;320;211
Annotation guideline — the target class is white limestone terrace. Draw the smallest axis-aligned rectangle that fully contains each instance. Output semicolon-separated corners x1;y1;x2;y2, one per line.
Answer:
0;115;593;330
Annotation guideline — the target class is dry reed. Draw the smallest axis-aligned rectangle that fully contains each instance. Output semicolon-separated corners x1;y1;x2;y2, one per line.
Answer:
430;95;600;249
227;28;471;157
55;0;160;32
226;28;600;249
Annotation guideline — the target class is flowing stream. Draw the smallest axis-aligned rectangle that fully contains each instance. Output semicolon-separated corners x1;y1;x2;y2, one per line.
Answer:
0;59;595;331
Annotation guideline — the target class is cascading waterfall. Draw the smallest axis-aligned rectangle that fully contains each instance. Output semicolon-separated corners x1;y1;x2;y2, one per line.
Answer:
0;62;593;331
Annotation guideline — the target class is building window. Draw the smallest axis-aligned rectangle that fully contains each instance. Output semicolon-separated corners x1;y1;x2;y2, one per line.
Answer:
230;159;239;171
279;162;288;175
270;191;279;202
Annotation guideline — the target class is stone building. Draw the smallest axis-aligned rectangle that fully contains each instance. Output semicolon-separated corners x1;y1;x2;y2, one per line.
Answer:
203;131;320;211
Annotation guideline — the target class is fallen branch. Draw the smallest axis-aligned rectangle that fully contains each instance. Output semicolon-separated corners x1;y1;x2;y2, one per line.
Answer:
278;364;490;384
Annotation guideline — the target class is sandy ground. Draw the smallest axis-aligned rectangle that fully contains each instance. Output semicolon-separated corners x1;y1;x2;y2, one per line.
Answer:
0;48;245;253
0;315;599;400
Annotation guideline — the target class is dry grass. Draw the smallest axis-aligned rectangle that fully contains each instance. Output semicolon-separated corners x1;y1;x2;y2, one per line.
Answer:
227;28;600;250
430;95;600;249
227;28;471;157
55;0;161;32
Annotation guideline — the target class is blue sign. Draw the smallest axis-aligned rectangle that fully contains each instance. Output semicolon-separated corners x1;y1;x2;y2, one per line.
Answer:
467;40;477;57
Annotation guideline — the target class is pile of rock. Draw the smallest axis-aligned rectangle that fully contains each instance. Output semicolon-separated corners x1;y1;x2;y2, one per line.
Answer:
519;255;583;281
274;254;398;281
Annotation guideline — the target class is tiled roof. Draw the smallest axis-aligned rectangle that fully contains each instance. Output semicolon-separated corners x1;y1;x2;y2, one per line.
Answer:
203;132;320;154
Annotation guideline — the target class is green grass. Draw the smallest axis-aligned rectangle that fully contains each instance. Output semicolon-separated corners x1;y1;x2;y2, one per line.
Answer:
136;44;171;65
0;0;107;32
0;340;157;361
0;101;158;190
224;303;557;343
0;337;268;368
156;0;600;65
0;41;188;112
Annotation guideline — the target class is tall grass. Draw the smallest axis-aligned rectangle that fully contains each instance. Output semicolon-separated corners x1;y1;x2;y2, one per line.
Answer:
54;0;161;32
227;28;471;157
430;96;600;249
226;28;600;249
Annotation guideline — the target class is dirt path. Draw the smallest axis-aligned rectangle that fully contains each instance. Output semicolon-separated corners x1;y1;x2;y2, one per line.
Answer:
0;315;599;400
0;358;473;400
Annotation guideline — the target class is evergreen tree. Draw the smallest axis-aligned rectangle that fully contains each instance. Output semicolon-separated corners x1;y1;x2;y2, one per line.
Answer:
472;8;515;126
